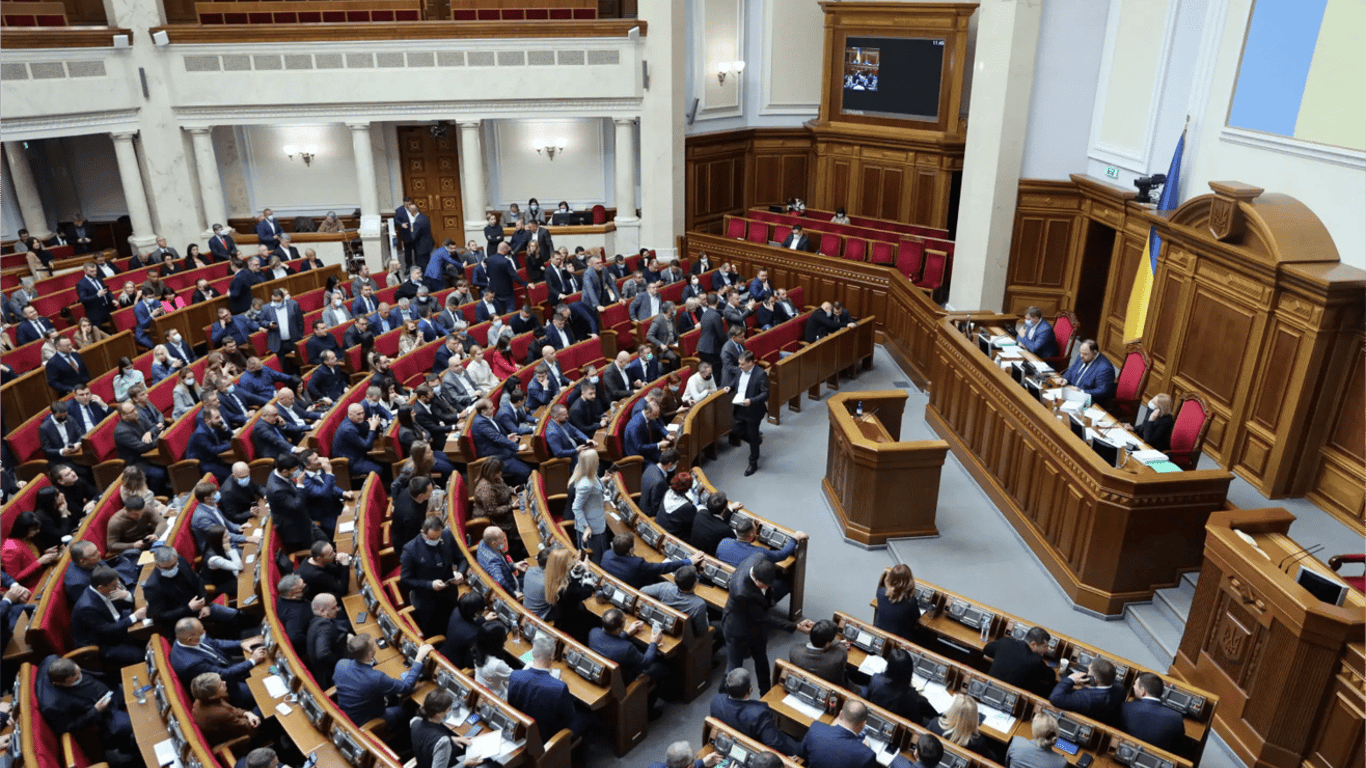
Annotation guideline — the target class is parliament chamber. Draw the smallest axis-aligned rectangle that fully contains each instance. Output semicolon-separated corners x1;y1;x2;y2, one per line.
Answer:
2;0;1362;767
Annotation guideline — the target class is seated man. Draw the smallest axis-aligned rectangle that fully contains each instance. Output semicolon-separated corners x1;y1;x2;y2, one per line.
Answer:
307;350;349;406
37;657;137;762
214;377;253;431
788;619;848;688
545;403;592;466
186;407;234;482
716;517;802;568
1061;339;1116;405
800;700;916;768
469;398;532;486
525;365;559;410
332;403;386;481
189;481;257;552
236;357;291;408
106;495;167;560
71;564;149;667
1121;673;1186;752
623;400;669;464
476;526;525;596
508;634;590;742
1016;306;1058;358
603;351;642;402
984;626;1056;698
300;450;353;540
305;320;342;365
1050;656;1124;725
601;532;700;590
334;633;433;734
39;402;85;466
589;607;669;716
343;314;375;351
169;617;265;709
275;575;313;651
252;405;303;461
296;540;352;600
710;668;799;755
496;387;538;436
190;672;268;750
219;461;265;524
569;377;610;434
305;593;352;689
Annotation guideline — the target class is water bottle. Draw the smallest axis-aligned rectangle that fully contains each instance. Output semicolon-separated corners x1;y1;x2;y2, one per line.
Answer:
132;675;147;705
980;619;990;643
856;400;864;417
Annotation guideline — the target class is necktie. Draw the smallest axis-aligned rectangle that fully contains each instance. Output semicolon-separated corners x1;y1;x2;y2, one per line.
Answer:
365;298;374;313
31;320;41;337
78;404;92;433
65;354;77;370
226;393;242;412
218;236;226;250
198;641;225;665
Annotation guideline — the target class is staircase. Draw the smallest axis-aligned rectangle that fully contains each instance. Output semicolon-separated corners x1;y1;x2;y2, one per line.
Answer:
1125;571;1198;668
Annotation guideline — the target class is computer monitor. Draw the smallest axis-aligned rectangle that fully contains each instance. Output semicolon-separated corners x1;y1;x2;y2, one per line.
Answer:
1010;362;1025;385
977;333;991;355
1092;436;1120;467
551;212;574;226
1069;413;1086;440
1296;565;1349;607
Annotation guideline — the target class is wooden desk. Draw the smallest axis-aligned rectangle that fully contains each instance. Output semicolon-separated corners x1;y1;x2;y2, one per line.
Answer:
123;664;171;768
926;316;1233;616
823;390;948;544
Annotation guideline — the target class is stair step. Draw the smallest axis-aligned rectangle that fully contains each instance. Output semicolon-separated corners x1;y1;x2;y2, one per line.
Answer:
1181;570;1199;592
1154;586;1193;627
1125;602;1180;668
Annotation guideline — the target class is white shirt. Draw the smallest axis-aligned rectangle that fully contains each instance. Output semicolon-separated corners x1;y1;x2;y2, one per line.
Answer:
273;303;291;339
788;235;802;250
684;374;716;403
732;369;752;405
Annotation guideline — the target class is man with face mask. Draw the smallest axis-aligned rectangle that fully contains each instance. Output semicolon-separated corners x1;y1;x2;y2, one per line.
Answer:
132;289;165;348
322;291;353;328
208;223;239;261
683;361;718;406
219;462;265;524
190;481;258;552
267;454;326;552
400;516;467;636
255;207;282;251
229;256;266;314
170;616;266;709
71;564;148;666
164;328;197;367
39;401;85;465
299;449;354;540
37;656;137;762
186;407;234;483
145;546;241;634
1016;307;1058;359
628;343;662;384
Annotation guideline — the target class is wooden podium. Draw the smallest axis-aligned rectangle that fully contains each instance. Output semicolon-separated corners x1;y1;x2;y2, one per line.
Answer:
822;391;948;545
1171;508;1364;768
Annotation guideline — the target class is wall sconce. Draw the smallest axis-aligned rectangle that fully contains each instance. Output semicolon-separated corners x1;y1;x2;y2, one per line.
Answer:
283;144;318;166
716;60;745;84
535;138;567;160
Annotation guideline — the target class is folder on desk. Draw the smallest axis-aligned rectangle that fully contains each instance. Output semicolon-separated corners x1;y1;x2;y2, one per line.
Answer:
1131;449;1169;464
991;336;1018;348
1147;461;1184;473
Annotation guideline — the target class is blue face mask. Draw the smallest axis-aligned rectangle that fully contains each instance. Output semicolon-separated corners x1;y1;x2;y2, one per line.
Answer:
211;490;221;504
423;537;440;547
225;384;234;393
159;567;178;578
235;476;250;487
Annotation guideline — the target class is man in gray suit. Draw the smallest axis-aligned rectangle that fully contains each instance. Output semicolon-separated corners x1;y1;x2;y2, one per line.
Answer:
645;302;681;373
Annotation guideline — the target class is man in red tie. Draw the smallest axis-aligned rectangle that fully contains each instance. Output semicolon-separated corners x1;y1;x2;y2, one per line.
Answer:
207;223;238;261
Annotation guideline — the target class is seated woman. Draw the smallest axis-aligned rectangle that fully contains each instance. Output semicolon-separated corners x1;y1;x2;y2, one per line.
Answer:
866;647;939;726
32;486;77;552
540;546;595;643
1006;712;1066;768
931;694;1001;763
657;471;698;540
199;524;243;598
472;458;525;560
874;563;922;642
473;620;522;700
316;211;344;234
71;316;109;350
1;511;60;590
395;412;456;481
172;368;202;419
112;356;147;402
384;258;404;288
398;319;424;357
121;465;170;519
159;287;187;314
487;339;519;380
464;346;498;395
183;243;213;271
1128;393;1174;453
265;254;291;280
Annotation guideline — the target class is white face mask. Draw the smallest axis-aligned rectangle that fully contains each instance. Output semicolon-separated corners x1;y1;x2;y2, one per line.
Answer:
1148;398;1159;410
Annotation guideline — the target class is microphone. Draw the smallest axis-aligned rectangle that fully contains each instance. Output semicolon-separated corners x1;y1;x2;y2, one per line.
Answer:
1279;543;1325;572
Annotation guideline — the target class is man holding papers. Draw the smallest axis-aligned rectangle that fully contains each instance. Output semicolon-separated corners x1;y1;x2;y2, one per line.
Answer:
1061;340;1116;405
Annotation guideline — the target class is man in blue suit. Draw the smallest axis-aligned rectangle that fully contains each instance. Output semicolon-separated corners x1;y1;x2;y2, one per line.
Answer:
75;262;115;326
45;337;90;396
307;350;348;406
747;268;773;302
508;634;590;743
545;404;592;466
163;329;197;367
486;242;529;314
71;565;148;667
334;633;433;734
133;294;164;348
710;668;800;755
211;306;259;348
496;388;537;435
800;700;897;768
1121;673;1185;752
15;304;55;344
188;482;254;551
253;405;301;461
627;345;662;384
214;377;252;430
1050;657;1124;725
469;398;532;485
476;526;524;595
624;400;668;463
525;365;559;410
332;403;385;481
1017;307;1058;359
602;532;699;590
237;357;291;407
185;408;233;482
170;616;266;708
351;283;379;318
255;208;282;251
589;608;669;716
228;256;266;313
424;239;461;292
1062;339;1117;404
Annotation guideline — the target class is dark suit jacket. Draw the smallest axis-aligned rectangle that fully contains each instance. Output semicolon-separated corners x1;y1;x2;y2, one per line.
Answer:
75;275;114;325
789;643;847;687
689;512;735;557
799;720;877;768
697;308;727;356
1049;679;1125;725
602;364;636;402
267;472;316;551
471;414;518;461
1120;698;1185;752
485;252;528;300
308;364;348;402
277;596;313;650
1018;319;1058;358
71;587;138;650
600;549;687;590
725;366;769;420
588;628;657;684
255;218;282;249
804;311;843;343
399;534;462;610
568;394;606;434
45;352;90;395
228;269;265;313
306;615;350;689
508;668;579;741
710;694;800;755
1062;354;1117;404
640;462;668;518
208;234;238;260
722;553;796;640
984;636;1055;697
39;416;83;462
1136;414;1174;453
780;233;811;252
17;316;55;345
170;637;253;684
114;419;154;465
264;300;304;354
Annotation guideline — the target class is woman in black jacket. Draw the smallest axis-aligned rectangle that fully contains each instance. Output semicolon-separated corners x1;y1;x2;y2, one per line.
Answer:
1130;393;1174;452
865;647;939;725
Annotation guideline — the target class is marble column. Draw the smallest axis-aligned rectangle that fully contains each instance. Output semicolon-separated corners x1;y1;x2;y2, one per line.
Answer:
188;128;228;237
457;121;489;245
947;0;1043;312
109;132;157;250
3;141;53;239
613;117;641;256
349;122;384;272
636;0;685;261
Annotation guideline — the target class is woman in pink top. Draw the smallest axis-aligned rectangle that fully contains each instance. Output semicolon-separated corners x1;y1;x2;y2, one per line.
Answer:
1;511;61;590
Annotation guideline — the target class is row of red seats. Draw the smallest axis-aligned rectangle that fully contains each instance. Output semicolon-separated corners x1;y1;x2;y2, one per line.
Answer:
451;7;595;20
199;8;421;23
760;205;950;241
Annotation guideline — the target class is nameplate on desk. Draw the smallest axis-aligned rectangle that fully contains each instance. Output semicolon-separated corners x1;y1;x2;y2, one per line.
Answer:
782;693;827;721
337;520;355;534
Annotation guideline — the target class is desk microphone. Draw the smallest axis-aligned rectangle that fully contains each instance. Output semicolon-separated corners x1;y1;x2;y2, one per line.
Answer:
1279;543;1324;572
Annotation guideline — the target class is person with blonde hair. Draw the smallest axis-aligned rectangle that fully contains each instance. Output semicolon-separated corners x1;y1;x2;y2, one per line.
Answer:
929;694;999;762
875;563;921;640
1128;393;1174;452
1006;712;1066;768
541;546;594;641
569;450;611;563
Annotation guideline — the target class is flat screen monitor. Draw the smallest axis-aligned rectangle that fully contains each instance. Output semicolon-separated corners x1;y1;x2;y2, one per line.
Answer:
1092;436;1120;467
1025;378;1043;402
977;333;991;356
1296;565;1349;606
1010;362;1025;385
1069;413;1086;440
841;36;945;121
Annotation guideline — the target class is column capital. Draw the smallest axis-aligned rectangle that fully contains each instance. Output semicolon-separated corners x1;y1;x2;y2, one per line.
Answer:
110;130;138;142
456;120;482;129
613;117;638;127
345;122;371;132
186;126;214;136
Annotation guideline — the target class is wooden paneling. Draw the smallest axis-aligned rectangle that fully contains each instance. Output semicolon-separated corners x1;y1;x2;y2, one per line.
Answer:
151;18;646;41
807;123;964;230
397;126;463;247
0;25;128;48
1306;332;1365;532
1003;180;1082;317
683;128;812;236
1176;290;1253;405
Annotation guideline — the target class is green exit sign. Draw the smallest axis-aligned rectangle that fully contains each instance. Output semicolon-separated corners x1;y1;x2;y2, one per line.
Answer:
1105;166;1120;179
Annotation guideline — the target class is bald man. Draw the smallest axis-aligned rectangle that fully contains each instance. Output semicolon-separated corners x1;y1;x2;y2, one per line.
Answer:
331;402;386;481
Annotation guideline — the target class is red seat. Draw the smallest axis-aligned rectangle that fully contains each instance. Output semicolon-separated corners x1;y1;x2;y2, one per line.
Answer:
818;233;841;257
573;7;595;18
1043;311;1077;371
773;226;792;246
396;9;419;20
592;204;607;224
917;249;947;292
869;241;895;265
746;221;769;244
501;8;524;20
843;238;867;262
525;8;548;19
452;9;476;20
1110;343;1151;424
1329;554;1365;594
897;239;925;281
477;8;500;20
726;217;747;240
549;8;571;19
247;11;270;22
1167;392;1211;471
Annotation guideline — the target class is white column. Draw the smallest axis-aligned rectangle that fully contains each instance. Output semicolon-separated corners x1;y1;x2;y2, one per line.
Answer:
457;120;488;245
348;122;383;272
109;131;157;251
613;117;641;256
188;127;228;237
947;0;1043;312
3;141;53;239
637;0;685;262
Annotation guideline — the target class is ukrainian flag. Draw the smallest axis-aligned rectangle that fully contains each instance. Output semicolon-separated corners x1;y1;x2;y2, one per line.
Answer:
1123;128;1185;343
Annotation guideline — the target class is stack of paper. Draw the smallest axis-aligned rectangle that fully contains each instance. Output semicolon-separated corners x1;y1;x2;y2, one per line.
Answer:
336;520;356;534
991;336;1018;348
1131;449;1169;464
262;674;289;699
980;706;1018;734
858;655;889;676
912;677;957;713
153;739;182;768
465;731;505;761
997;346;1025;359
782;694;827;721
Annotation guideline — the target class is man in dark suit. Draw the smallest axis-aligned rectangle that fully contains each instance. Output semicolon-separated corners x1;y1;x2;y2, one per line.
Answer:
262;290;304;372
721;327;746;385
602;532;699;590
170;617;265;708
252;405;301;461
1121;673;1186;752
39;402;85;464
307;350;348;406
589;608;669;715
626;344;661;386
789;619;848;688
469;398;532;485
639;449;678;518
229;256;266;313
804;301;847;343
255;209;282;251
208;224;239;261
569;378;609;434
1062;339;1117;405
1050;657;1124;725
399;517;466;636
267;455;325;552
45;337;91;396
1017;306;1058;359
132;293;163;348
72;565;149;667
273;233;300;263
710;668;800;755
799;700;883;768
114;402;169;493
210;306;258;349
545;311;577;351
723;556;814;693
726;351;768;476
983;626;1056;697
624;400;668;464
334;634;433;734
185;407;233;482
332;403;385;481
603;350;640;402
36;656;137;760
545;404;592;466
689;493;737;557
305;320;342;366
486;242;530;314
509;633;589;743
773;288;800;323
395;198;434;270
219;462;265;524
496;388;537;435
275;574;312;650
780;224;810;252
696;295;728;371
544;253;579;304
305;593;351;689
214;377;252;431
75;262;115;326
145;547;240;634
16;304;55;344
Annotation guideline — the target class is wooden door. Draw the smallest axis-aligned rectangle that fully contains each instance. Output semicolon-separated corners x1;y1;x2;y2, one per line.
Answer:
397;126;464;247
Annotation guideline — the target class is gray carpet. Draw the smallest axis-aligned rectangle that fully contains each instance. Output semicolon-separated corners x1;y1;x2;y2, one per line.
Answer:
581;344;1346;767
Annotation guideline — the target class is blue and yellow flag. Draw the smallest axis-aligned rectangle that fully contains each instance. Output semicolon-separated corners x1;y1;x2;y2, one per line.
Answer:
1122;128;1185;342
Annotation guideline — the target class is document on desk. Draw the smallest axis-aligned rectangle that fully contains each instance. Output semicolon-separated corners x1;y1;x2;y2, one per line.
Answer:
153;739;182;767
997;346;1025;359
262;674;289;699
857;654;889;676
991;336;1018;348
980;705;1018;734
782;694;827;722
913;676;957;714
1132;449;1169;464
337;520;356;534
465;730;506;761
869;740;898;766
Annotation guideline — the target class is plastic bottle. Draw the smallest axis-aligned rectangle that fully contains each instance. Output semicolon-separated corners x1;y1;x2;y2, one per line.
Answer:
132;675;147;705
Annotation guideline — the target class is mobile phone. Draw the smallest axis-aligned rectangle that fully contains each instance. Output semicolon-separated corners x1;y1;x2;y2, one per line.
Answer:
466;724;484;738
1076;754;1094;768
465;712;481;726
355;611;367;624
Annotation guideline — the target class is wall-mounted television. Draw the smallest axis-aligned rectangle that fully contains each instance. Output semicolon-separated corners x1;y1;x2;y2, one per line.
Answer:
840;36;945;122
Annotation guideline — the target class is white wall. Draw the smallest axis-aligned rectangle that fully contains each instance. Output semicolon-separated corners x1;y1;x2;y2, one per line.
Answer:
1;154;22;240
486;118;614;210
1019;0;1109;178
238;124;361;217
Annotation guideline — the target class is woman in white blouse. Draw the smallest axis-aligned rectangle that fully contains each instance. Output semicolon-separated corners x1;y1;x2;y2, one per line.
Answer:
464;346;498;394
200;524;243;598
